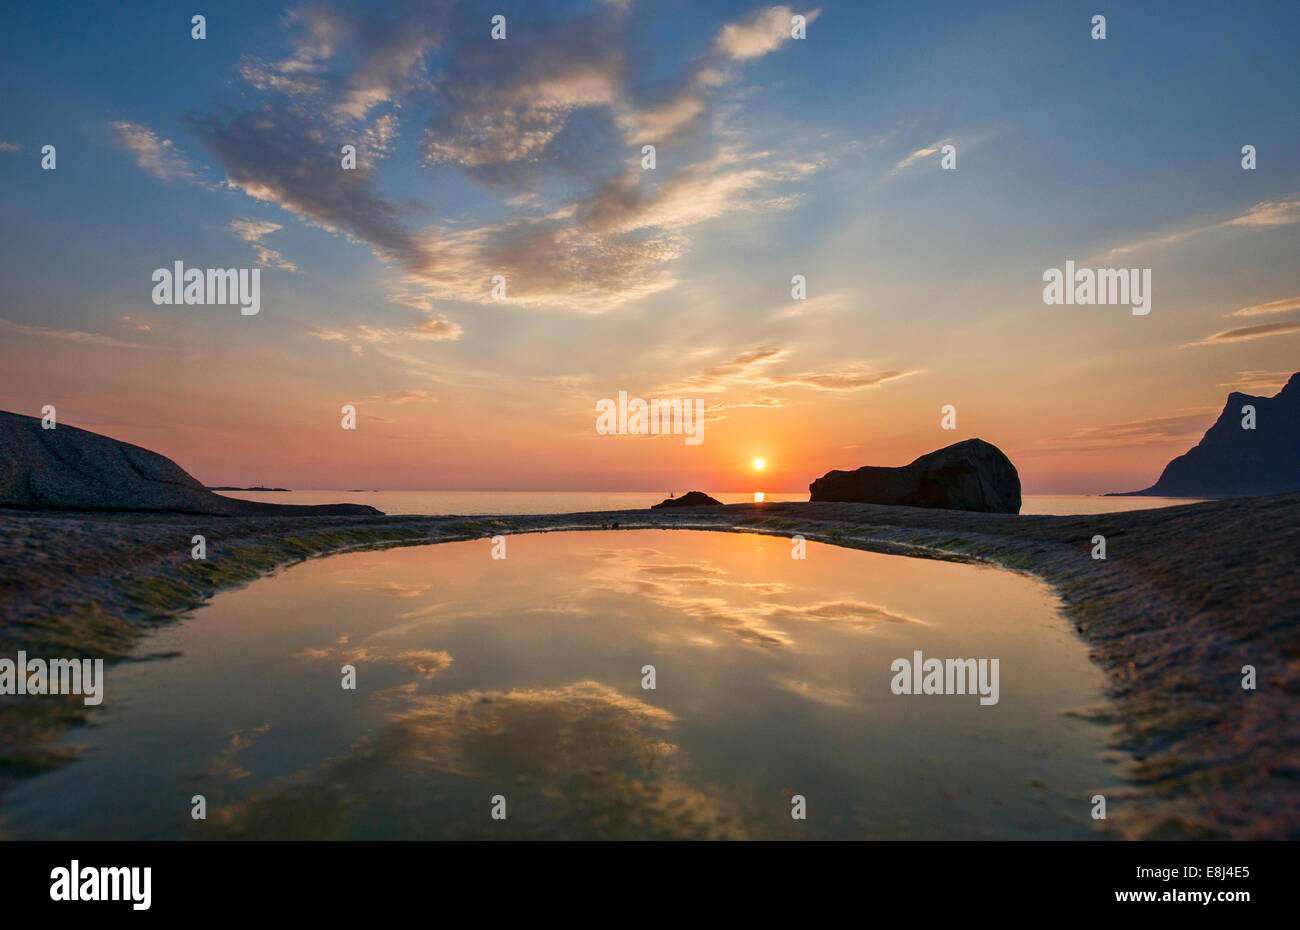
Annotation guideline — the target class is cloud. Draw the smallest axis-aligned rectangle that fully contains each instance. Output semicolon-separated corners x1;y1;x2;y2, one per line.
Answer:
1186;319;1300;347
1100;197;1300;258
663;345;917;395
584;549;915;647
402;151;816;310
383;389;435;404
0;318;156;350
422;49;623;169
886;132;994;179
710;396;785;411
191;103;429;268
187;1;827;313
422;4;818;172
109;121;198;182
1229;295;1300;318
765;366;917;391
765;600;918;626
1225;198;1300;227
195;680;751;840
665;345;787;392
769;292;851;320
1029;411;1214;453
393;650;453;678
230;218;297;270
531;374;594;391
206;724;273;781
412;316;463;340
890;140;948;176
1221;370;1295;394
238;1;450;121
714;5;821;61
312;316;463;350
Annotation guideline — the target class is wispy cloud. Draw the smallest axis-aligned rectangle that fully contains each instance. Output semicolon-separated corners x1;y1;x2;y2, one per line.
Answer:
1028;411;1215;454
1221;370;1295;394
1229;295;1300;318
312;316;464;354
663;345;917;395
0;318;156;350
230;218;297;271
109;121;198;182
766;366;917;391
1225;198;1300;227
665;346;788;392
709;396;785;411
1100;197;1300;259
1185;319;1300;347
412;317;462;340
382;389;435;404
890;139;948;176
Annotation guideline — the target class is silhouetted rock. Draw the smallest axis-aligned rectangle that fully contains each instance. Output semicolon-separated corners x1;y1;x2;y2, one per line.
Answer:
0;411;383;516
1112;372;1300;499
809;438;1021;513
651;491;724;509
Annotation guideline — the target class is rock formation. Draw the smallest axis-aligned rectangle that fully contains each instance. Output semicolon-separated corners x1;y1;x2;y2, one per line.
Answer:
0;410;382;516
1113;372;1300;499
650;491;724;509
809;438;1021;513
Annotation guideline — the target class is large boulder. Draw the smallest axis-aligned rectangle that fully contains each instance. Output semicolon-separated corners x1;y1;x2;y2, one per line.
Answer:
1112;372;1300;499
809;438;1021;513
0;410;382;516
650;491;724;509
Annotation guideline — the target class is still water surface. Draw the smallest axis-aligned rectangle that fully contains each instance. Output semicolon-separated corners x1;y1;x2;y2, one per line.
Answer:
2;531;1119;839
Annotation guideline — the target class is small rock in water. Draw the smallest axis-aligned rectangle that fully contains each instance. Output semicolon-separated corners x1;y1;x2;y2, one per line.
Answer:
651;490;724;509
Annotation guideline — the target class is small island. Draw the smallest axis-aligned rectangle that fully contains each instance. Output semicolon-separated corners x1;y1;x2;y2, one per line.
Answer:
206;486;292;492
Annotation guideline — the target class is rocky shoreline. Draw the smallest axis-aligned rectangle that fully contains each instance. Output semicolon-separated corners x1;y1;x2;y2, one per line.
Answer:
1;493;1297;839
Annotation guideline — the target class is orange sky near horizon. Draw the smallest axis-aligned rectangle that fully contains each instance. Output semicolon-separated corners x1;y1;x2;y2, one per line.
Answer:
2;326;1291;494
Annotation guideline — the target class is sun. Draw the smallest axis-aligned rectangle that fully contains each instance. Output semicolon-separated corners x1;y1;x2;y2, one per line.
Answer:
752;458;765;471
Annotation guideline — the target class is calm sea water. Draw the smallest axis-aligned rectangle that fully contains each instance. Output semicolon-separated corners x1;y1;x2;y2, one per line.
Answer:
217;489;1204;516
0;531;1119;840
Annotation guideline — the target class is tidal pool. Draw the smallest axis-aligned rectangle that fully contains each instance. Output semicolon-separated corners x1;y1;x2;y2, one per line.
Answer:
1;531;1120;840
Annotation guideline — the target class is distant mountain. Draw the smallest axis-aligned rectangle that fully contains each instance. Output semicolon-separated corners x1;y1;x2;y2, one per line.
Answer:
1112;372;1300;498
0;411;382;516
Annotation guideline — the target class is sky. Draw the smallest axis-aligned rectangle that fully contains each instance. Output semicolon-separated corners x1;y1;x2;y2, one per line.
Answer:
1;0;1297;493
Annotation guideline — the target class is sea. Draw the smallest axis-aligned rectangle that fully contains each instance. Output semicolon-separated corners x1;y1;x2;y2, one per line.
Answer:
215;490;1205;517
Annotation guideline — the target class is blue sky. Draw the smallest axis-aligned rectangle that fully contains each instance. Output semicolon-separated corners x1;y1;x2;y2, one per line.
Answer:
1;1;1297;492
